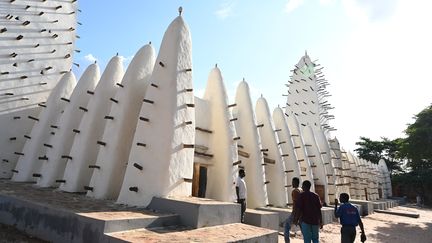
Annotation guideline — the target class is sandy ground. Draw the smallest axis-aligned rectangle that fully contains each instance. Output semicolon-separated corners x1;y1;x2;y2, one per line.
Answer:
1;205;431;242
0;180;430;243
280;205;432;243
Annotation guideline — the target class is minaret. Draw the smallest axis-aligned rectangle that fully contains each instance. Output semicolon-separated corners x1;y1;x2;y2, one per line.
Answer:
199;67;238;202
256;97;288;207
284;53;335;137
232;81;269;209
85;44;155;199
11;72;77;182
118;13;194;207
59;56;123;192
34;63;100;186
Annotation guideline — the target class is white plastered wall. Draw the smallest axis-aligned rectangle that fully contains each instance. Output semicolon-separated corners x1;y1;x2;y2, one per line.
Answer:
0;1;77;177
37;64;100;187
301;125;329;205
272;107;301;204
285;114;315;191
60;56;123;192
255;97;288;207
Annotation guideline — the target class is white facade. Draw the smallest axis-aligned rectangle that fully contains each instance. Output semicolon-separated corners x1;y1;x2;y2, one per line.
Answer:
87;45;155;199
37;64;100;187
55;56;124;191
0;1;77;178
2;11;393;208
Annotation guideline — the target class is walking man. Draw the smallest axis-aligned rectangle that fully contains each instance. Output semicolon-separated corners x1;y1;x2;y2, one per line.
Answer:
236;169;247;223
294;180;323;243
334;193;366;243
284;177;302;243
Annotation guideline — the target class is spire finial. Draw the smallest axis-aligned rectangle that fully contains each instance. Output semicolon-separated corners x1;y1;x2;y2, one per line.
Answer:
116;52;118;56
242;77;245;82
305;50;308;56
149;41;152;45
215;63;218;68
178;6;183;16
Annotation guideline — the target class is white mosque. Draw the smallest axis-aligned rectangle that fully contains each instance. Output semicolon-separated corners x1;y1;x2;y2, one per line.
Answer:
0;2;392;211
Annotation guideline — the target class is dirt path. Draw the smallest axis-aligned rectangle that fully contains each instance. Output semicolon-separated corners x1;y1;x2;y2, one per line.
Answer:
281;205;432;243
1;201;430;242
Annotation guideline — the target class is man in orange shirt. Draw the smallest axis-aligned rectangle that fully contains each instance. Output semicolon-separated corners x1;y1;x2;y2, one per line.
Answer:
284;177;302;243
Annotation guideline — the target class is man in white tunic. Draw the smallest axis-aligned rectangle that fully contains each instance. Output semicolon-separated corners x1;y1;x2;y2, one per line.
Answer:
236;169;247;223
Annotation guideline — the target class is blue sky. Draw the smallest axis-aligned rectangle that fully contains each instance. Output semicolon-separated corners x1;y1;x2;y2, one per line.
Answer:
73;0;432;151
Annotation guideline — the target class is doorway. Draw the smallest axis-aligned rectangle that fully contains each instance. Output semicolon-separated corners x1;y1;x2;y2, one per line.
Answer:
192;163;207;198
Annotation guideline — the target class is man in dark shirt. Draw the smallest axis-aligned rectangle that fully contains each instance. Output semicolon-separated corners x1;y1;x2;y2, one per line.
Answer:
294;180;322;243
334;193;366;243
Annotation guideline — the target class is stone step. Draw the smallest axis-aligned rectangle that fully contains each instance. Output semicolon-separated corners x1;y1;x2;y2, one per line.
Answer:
374;209;420;218
105;223;278;243
350;199;374;216
79;210;180;233
244;208;279;231
147;196;240;228
257;206;336;228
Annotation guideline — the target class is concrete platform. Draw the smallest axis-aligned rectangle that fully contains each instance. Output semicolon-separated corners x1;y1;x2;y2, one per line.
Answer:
374;209;419;218
256;206;292;230
351;199;374;216
0;180;179;243
106;223;278;243
321;206;337;224
257;206;335;226
0;180;277;243
147;196;240;228
351;203;363;216
372;200;389;210
244;208;279;231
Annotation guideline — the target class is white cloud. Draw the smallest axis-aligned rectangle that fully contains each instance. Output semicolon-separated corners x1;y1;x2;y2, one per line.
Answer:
284;0;305;13
84;54;98;63
319;0;337;5
330;0;432;150
342;0;399;23
215;1;236;20
118;55;134;67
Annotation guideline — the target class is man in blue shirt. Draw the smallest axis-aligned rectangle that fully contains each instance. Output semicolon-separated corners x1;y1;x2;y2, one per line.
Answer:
334;193;366;243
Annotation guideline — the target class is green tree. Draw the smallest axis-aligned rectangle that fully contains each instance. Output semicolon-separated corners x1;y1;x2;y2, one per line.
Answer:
400;104;432;172
354;137;403;175
354;137;385;163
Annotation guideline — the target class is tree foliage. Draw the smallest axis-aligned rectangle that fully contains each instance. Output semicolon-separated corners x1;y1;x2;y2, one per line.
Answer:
354;137;403;174
355;104;432;205
400;104;432;171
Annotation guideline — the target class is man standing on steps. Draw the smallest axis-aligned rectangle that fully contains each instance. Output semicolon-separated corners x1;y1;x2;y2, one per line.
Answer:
294;180;323;243
284;177;302;243
334;193;366;243
236;169;247;223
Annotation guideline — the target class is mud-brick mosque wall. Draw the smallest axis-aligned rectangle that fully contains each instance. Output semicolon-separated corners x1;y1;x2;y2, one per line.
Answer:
0;3;392;208
0;0;78;179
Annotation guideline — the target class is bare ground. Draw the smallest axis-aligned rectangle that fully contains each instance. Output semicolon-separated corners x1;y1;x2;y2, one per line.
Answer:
281;205;432;243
